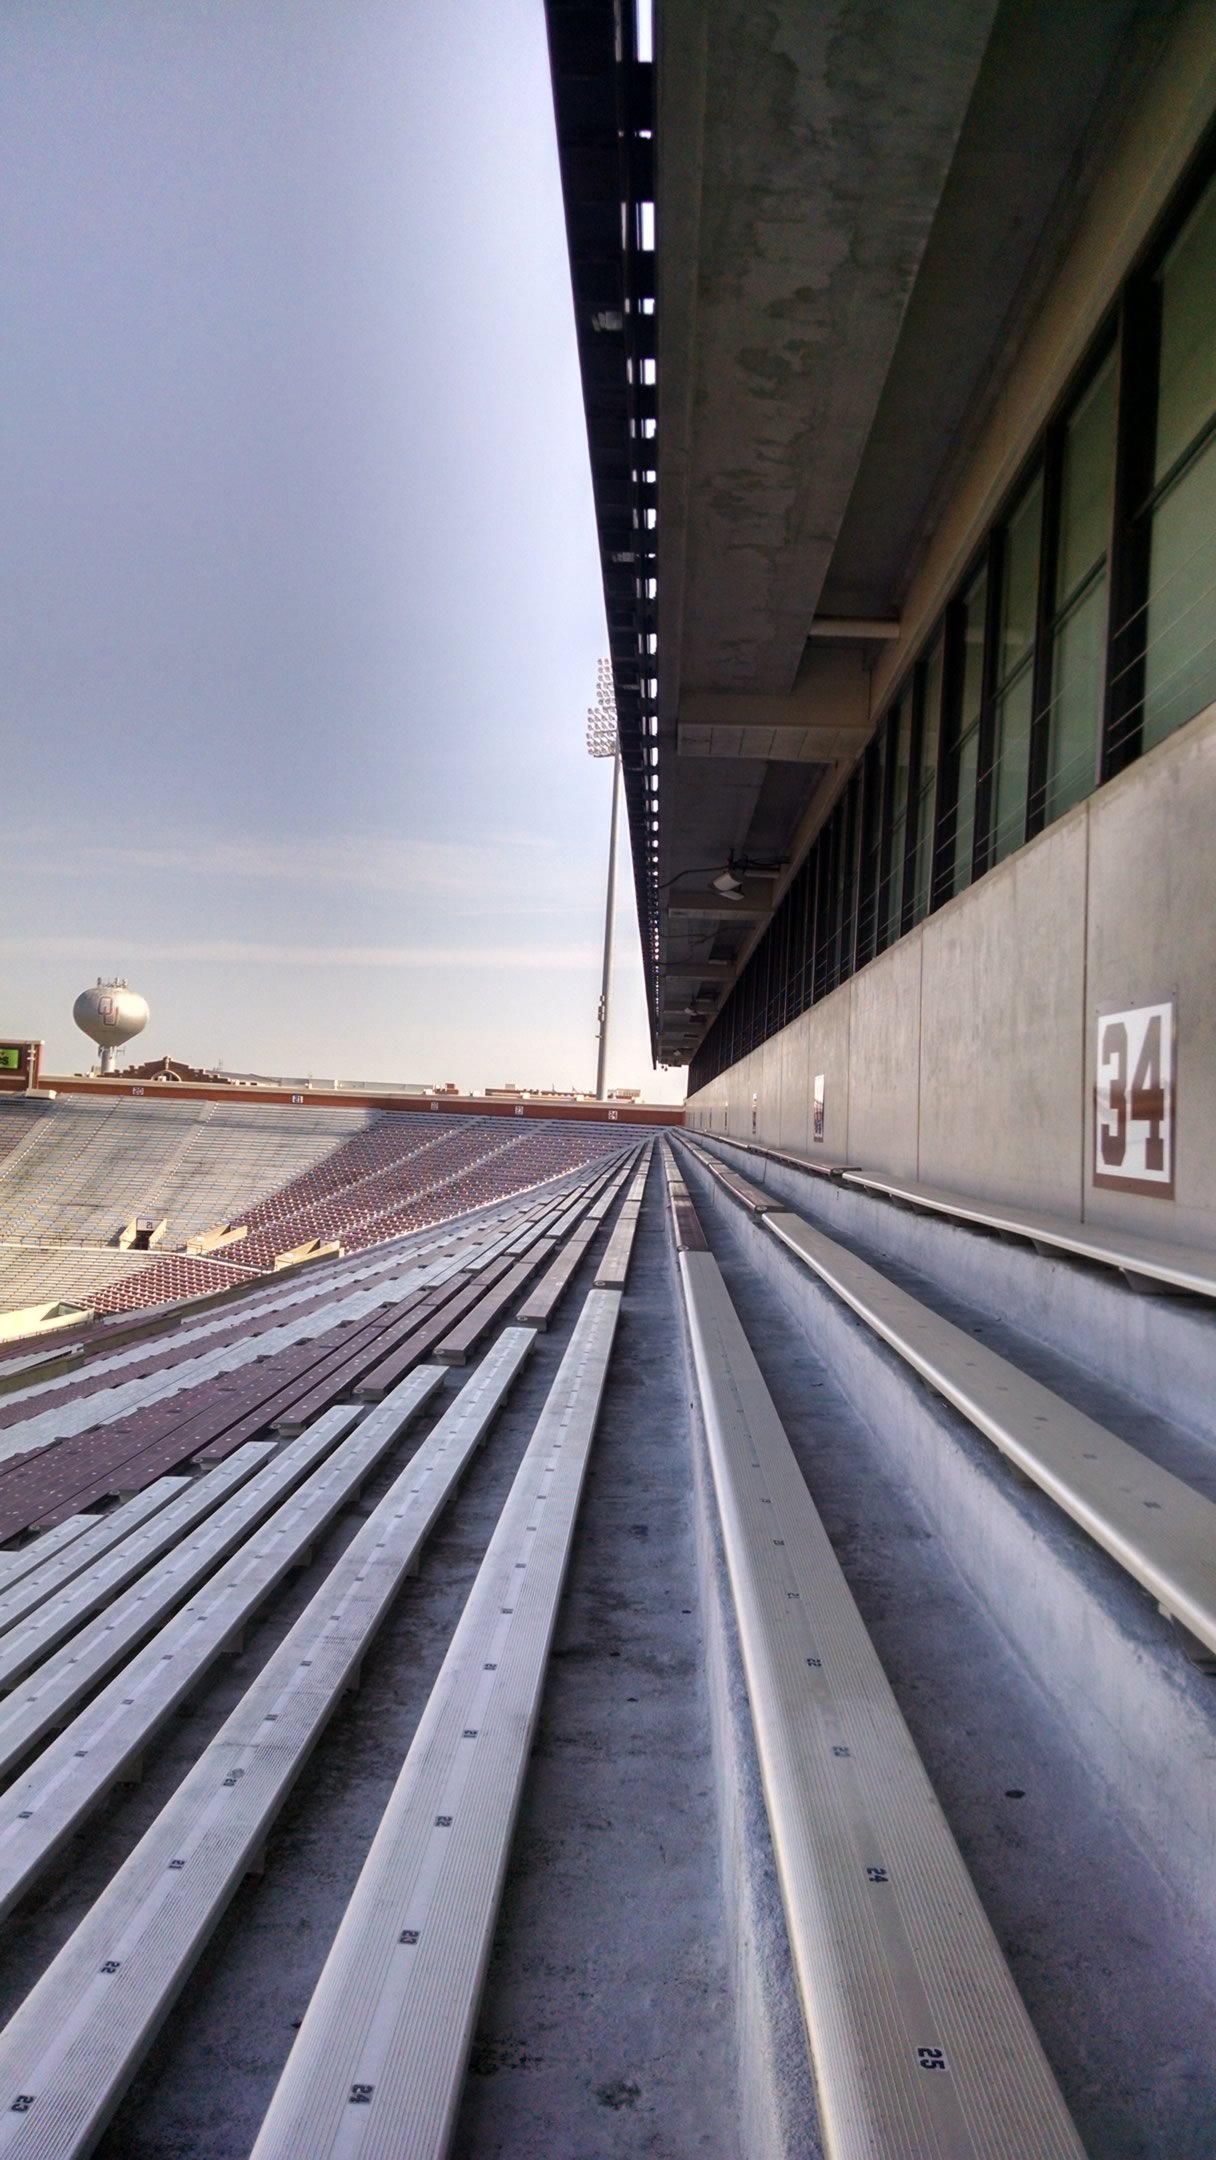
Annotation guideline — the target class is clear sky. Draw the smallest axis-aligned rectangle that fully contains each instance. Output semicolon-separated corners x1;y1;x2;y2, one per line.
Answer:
0;0;682;1103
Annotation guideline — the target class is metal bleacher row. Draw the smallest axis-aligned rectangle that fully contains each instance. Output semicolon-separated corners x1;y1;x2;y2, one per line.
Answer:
676;1135;1216;1665
0;1189;584;1434
0;1153;637;1542
0;1127;1196;2154
0;1139;651;2158
694;1129;1216;1302
662;1147;1085;2158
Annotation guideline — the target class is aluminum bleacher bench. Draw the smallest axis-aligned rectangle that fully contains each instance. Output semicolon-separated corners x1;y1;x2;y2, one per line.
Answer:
514;1217;601;1330
839;1166;1216;1299
0;1475;192;1637
501;1199;575;1254
586;1159;636;1223
0;1251;449;1523
0;1448;274;1694
667;1154;1085;2159
151;1256;481;1460
434;1245;559;1366
702;1134;1216;1299
699;1158;773;1214
206;1283;453;1452
0;1516;98;1590
462;1180;600;1274
249;1280;633;2159
660;1153;710;1254
0;1364;447;1927
592;1155;651;1290
264;1288;455;1436
679;1138;1216;1664
352;1253;528;1401
0;1411;360;1786
0;1332;539;2159
705;1132;859;1180
546;1164;618;1240
0;1477;190;1615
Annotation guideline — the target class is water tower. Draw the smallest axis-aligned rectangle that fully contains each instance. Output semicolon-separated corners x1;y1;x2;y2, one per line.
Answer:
73;979;150;1074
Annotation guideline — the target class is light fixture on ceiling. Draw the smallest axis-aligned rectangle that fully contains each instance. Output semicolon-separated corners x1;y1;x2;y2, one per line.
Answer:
711;866;743;900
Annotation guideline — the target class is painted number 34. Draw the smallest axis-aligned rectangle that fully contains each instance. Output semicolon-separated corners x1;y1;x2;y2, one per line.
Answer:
1094;1000;1174;1194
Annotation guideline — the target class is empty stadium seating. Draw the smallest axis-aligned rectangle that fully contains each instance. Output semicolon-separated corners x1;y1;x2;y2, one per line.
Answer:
0;1099;632;1330
0;1136;1207;2158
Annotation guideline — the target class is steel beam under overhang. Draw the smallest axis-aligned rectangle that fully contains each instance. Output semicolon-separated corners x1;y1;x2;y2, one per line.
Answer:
675;637;872;765
667;886;770;920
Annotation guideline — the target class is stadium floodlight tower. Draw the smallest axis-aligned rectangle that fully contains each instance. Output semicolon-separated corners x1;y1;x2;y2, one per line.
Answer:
586;658;621;1101
73;978;150;1074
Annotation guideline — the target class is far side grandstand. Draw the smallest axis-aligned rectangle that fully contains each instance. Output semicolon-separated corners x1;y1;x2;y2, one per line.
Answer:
0;1027;676;1340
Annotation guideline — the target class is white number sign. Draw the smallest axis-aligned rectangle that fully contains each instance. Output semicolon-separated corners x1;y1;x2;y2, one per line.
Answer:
1094;1000;1174;1196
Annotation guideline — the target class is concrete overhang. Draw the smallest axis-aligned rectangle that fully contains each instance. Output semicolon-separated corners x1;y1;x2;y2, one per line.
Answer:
546;0;1181;1067
677;645;873;763
655;0;1004;709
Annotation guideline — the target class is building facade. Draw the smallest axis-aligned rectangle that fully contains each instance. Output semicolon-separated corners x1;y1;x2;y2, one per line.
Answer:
548;0;1216;1249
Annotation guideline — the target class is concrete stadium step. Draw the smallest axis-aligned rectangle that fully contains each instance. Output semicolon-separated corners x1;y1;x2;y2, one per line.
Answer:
0;1413;362;1787
765;1206;1216;1659
248;1281;630;2159
0;1329;541;2160
668;1160;1085;2160
0;1365;448;1929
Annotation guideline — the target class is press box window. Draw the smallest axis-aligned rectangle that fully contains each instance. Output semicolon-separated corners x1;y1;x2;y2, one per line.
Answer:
990;471;1043;863
1041;351;1116;826
1142;174;1216;751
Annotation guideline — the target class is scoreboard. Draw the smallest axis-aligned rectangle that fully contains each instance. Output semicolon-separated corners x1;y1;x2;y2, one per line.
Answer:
0;1043;40;1089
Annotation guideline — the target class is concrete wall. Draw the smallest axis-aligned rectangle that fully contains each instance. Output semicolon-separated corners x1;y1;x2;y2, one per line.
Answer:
687;702;1216;1252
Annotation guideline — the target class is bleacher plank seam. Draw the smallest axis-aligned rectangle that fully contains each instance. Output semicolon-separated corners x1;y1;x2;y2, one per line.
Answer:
0;1450;275;1693
0;1477;192;1638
